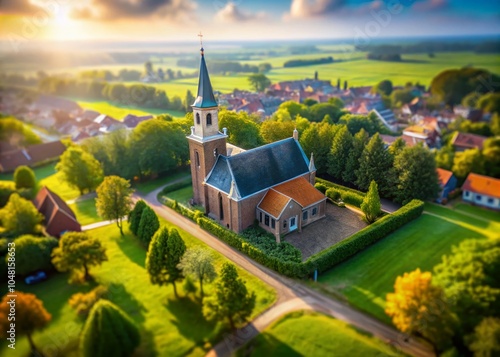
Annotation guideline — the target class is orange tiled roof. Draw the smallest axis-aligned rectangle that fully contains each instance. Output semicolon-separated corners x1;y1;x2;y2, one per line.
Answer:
436;168;453;186
258;189;290;218
273;176;326;208
462;173;500;199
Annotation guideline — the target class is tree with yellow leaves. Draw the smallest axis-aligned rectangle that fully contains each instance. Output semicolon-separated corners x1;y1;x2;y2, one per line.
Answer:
385;269;456;352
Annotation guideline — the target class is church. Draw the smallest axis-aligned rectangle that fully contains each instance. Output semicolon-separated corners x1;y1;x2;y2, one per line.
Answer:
187;46;327;243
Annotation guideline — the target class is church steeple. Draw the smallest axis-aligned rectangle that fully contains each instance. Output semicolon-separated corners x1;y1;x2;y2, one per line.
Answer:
192;34;217;108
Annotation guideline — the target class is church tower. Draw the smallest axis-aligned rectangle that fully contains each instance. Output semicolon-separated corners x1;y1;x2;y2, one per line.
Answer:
187;44;227;208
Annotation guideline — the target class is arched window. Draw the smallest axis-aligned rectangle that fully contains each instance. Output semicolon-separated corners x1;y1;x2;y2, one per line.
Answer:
195;151;200;167
218;193;224;220
206;113;212;126
213;148;218;157
196;113;200;125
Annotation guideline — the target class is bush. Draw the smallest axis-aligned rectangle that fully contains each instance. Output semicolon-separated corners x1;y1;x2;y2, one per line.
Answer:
304;199;424;274
317;178;365;208
325;188;341;201
341;191;364;208
163;197;200;221
137;206;159;245
128;200;146;236
161;177;192;195
0;181;34;208
14;165;36;189
69;285;108;317
13;235;58;276
314;183;327;193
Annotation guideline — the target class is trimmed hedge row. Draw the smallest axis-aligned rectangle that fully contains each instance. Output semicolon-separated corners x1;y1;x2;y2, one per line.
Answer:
315;177;365;197
316;178;365;208
160;177;192;195
240;226;302;263
303;199;425;274
163;197;203;222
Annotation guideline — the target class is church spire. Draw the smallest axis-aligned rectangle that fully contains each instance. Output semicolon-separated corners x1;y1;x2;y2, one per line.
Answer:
192;33;217;108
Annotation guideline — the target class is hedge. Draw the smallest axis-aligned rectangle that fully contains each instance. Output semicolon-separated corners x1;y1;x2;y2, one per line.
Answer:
315;177;365;197
163;197;202;222
160;177;192;195
317;178;364;208
303;199;425;274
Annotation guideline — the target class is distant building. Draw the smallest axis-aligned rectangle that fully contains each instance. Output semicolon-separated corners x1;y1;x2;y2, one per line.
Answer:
187;47;326;242
451;132;486;152
123;114;153;129
436;168;457;203
0;141;66;173
462;173;500;210
30;95;82;115
34;186;82;237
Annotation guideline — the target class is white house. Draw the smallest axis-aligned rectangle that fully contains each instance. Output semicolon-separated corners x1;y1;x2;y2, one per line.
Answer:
462;173;500;211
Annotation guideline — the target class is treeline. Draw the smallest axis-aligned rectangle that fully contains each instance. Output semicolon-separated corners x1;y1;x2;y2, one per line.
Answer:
38;76;186;112
366;53;401;62
176;59;272;74
283;57;334;68
0;115;41;147
358;40;500;54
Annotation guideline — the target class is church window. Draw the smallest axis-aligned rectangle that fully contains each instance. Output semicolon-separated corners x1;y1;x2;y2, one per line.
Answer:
219;193;224;220
264;214;269;226
196;113;200;125
195;151;200;168
207;113;212;126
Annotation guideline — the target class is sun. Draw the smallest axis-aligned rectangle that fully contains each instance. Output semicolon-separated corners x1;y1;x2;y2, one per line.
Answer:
53;8;70;26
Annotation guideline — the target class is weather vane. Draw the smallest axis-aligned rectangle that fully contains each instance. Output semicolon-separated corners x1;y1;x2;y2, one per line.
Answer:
198;31;204;51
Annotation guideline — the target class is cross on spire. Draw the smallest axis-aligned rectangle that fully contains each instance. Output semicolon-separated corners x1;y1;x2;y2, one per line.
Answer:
197;31;204;54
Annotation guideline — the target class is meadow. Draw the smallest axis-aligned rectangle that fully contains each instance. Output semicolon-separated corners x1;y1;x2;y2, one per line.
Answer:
0;220;277;357
316;202;500;324
237;310;403;357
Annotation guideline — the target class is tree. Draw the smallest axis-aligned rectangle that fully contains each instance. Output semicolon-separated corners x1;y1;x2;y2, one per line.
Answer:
137;205;159;245
184;90;195;112
178;247;217;299
13;235;58;276
393;144;440;204
52;232;107;282
300;122;336;175
146;227;186;298
277;101;308;119
434;238;500;334
128;200;147;236
483;137;500;178
344;128;369;183
343;80;348;90
258;63;272;73
260;119;295;144
0;292;51;355
361;181;381;223
308;103;341;123
144;61;154;76
466;317;500;357
14;165;36;189
435;145;455;170
248;73;271;92
452;148;484;179
386;269;456;351
80;300;140;357
356;133;395;196
373;79;393;96
328;96;344;109
391;88;416;107
56;146;103;195
388;137;406;156
0;193;42;236
327;125;353;181
218;109;263;149
95;176;133;236
203;263;256;330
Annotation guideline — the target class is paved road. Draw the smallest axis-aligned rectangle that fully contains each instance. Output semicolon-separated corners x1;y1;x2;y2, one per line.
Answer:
136;186;434;357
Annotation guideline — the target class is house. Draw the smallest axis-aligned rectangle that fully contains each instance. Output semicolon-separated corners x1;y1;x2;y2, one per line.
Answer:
403;124;440;148
436;168;457;203
123;114;153;129
451;132;486;152
462;173;500;210
34;186;81;237
187;47;326;242
0;141;66;172
30;95;82;116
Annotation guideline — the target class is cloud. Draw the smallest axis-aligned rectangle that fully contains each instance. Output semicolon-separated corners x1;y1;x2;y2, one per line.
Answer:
285;0;345;19
412;0;449;12
0;0;44;14
69;0;196;21
215;2;266;23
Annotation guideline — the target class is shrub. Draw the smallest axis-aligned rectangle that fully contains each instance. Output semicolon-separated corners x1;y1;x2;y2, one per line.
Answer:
161;177;192;195
137;206;159;245
340;191;364;208
325;188;341;201
69;286;108;317
128;200;146;236
318;178;365;208
14;166;36;189
13;235;58;276
314;182;327;193
163;197;199;221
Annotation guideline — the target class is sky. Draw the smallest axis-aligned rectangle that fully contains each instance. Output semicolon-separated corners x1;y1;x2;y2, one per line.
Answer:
0;0;499;43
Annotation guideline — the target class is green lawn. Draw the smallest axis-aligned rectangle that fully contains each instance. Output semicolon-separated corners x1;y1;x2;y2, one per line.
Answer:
0;162;56;182
68;199;101;226
453;202;500;223
238;310;403;357
317;204;499;324
75;99;185;120
39;172;80;202
164;186;194;206
0;220;276;357
133;169;191;195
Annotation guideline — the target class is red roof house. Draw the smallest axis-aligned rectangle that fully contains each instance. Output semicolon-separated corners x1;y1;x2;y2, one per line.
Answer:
461;173;500;210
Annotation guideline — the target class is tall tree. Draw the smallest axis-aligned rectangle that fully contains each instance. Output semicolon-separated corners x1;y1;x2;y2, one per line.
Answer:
146;227;186;298
52;232;107;282
0;292;51;354
343;128;368;183
386;269;456;352
56;146;103;195
356;133;395;196
435;145;455;170
373;79;393;96
184;90;195;112
137;205;160;245
178;247;217;299
260;119;295;144
361;180;381;223
14;165;36;189
393;144;440;204
218;110;263;149
80;300;140;357
95;176;133;236
14;235;58;276
452;148;485;179
327;125;353;181
388;137;406;156
0;193;42;236
203;263;256;330
128;200;147;236
434;238;500;334
248;73;271;92
466;317;500;357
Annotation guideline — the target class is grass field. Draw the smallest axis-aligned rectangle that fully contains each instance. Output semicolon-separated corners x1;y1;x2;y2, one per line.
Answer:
453;202;500;223
237;310;402;357
67;199;101;226
0;220;276;357
133;169;191;194
164;186;194;206
317;203;499;324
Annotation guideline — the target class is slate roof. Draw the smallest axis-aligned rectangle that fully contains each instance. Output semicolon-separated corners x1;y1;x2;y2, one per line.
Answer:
462;173;500;199
192;50;218;108
451;132;486;150
206;138;310;198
